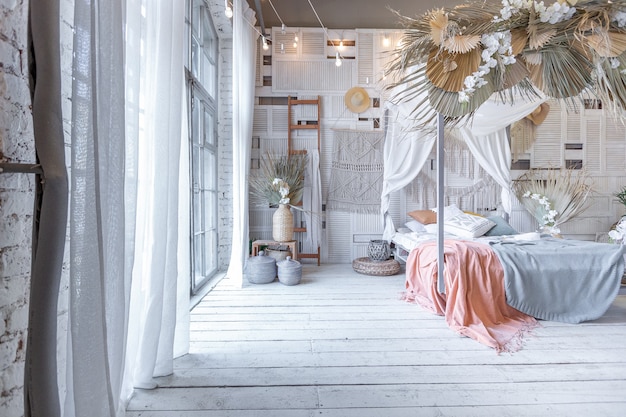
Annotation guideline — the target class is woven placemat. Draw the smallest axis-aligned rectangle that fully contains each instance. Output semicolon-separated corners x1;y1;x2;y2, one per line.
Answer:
352;257;401;276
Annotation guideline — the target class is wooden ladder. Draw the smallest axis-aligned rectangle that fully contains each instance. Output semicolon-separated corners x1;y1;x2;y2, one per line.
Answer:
288;95;321;265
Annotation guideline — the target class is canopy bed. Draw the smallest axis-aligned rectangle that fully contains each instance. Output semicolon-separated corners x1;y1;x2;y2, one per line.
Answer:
383;0;626;352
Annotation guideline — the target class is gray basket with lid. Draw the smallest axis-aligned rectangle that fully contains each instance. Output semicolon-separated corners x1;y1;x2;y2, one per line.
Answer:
246;251;276;284
277;256;302;286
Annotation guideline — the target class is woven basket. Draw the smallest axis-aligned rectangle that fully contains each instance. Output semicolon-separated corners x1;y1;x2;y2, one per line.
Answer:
352;257;400;276
272;204;294;242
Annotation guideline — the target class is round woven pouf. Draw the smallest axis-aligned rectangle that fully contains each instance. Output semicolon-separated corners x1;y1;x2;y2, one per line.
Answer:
352;257;401;276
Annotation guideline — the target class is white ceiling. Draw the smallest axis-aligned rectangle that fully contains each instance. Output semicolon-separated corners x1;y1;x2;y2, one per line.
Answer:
246;0;472;33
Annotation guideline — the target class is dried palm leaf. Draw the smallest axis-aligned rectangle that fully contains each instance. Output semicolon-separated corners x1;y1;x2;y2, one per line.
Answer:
523;52;543;66
534;47;593;99
594;55;626;114
529;28;557;50
249;153;308;207
429;9;448;46
427;75;494;120
513;168;594;228
502;59;531;90
443;34;482;54
510;29;528;55
586;31;626;58
425;48;481;92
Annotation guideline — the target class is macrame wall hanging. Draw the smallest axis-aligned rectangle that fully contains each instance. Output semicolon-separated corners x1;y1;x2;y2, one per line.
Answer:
326;129;385;213
407;133;500;212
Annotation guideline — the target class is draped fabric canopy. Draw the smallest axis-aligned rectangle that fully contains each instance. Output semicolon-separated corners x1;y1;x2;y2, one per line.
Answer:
382;88;546;241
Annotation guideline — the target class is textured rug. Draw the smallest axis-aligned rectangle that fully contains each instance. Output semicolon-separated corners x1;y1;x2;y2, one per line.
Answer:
326;129;385;213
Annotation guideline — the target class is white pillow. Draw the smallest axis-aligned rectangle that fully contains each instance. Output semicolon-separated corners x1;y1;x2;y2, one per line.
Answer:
404;220;427;233
424;223;439;234
430;204;464;221
444;213;496;238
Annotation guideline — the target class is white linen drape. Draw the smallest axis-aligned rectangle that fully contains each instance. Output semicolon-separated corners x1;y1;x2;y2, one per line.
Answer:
381;107;436;241
67;1;129;416
303;149;323;247
226;0;257;287
124;0;187;391
67;0;187;415
382;92;546;241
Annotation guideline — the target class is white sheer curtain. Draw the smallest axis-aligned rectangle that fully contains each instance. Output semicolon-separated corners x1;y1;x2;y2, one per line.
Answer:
381;105;436;241
226;0;257;287
124;0;187;392
67;1;129;416
67;0;187;415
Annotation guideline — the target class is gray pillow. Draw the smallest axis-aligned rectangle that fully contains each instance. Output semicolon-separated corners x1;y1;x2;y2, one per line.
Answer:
484;215;519;236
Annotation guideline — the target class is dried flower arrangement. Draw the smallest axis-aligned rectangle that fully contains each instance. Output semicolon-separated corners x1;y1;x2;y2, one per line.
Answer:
387;0;626;126
513;167;594;233
249;153;307;207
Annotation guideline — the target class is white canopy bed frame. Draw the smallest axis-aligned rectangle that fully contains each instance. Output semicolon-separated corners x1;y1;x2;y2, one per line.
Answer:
382;89;546;292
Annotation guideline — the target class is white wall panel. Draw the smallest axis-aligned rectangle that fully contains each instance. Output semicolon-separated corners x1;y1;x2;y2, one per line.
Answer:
273;60;354;92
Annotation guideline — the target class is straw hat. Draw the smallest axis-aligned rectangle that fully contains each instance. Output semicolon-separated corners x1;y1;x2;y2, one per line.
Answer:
526;102;550;125
344;87;370;113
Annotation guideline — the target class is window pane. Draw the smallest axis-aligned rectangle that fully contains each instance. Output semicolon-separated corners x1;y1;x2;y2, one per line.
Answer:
204;107;215;146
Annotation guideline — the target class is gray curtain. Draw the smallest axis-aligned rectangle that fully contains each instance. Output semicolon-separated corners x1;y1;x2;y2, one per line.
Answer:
25;0;68;416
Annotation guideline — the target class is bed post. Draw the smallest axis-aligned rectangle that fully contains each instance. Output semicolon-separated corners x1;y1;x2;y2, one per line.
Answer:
437;113;445;294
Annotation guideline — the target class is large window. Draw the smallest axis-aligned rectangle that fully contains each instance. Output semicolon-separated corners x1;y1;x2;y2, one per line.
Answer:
187;0;218;293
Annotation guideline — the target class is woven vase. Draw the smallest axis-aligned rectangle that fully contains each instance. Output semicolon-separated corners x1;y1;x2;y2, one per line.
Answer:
272;204;294;242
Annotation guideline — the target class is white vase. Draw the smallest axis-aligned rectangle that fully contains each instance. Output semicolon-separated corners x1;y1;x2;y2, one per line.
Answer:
272;204;293;242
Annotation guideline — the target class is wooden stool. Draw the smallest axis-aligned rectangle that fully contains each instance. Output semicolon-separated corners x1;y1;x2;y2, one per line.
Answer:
252;240;298;261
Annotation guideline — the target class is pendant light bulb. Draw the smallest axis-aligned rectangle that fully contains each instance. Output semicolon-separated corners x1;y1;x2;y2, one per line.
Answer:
280;43;285;54
382;34;391;48
335;52;342;67
224;0;233;18
281;23;286;35
262;37;269;51
339;40;344;49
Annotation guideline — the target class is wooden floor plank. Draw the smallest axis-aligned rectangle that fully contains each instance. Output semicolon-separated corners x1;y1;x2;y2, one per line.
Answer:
126;263;626;416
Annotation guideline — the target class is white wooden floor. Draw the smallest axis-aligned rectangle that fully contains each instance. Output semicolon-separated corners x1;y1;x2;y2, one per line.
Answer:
126;263;626;417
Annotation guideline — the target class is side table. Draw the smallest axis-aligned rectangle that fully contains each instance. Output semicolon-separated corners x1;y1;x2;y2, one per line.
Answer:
251;240;298;261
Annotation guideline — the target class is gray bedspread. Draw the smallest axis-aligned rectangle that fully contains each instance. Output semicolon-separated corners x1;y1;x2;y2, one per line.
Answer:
489;237;626;323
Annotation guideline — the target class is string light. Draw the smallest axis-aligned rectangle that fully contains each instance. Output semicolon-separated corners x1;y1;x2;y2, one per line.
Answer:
382;33;391;47
224;0;232;18
307;0;344;68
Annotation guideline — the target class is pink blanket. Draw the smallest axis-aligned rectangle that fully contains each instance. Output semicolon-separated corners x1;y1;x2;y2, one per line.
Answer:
404;239;538;352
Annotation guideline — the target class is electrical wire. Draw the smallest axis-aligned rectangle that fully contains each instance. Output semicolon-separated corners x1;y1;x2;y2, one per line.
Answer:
306;0;343;60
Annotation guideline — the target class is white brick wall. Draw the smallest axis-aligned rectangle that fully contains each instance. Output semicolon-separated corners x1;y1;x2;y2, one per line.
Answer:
1;1;36;415
218;37;233;270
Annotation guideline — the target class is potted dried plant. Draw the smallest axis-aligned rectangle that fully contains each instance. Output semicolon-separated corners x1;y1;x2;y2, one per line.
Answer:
513;168;593;236
249;153;307;242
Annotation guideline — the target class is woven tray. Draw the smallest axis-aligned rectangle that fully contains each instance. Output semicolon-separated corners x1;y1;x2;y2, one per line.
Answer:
352;257;401;276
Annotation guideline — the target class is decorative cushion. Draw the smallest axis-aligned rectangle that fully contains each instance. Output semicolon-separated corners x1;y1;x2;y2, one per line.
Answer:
484;215;519;236
408;210;437;225
444;213;496;238
431;204;465;221
404;220;427;233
